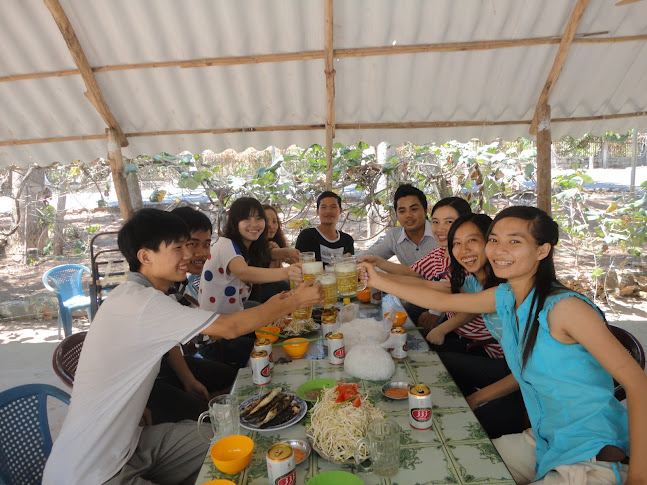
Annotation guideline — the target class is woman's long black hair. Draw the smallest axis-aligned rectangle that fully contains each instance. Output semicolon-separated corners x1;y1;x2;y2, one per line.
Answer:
223;197;270;268
486;206;568;369
447;213;503;293
262;204;287;248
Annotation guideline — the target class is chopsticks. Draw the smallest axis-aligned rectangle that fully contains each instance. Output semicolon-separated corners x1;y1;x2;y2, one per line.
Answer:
258;329;288;339
272;337;326;347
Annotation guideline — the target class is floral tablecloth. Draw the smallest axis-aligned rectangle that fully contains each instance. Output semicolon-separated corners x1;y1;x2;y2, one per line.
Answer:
195;351;514;484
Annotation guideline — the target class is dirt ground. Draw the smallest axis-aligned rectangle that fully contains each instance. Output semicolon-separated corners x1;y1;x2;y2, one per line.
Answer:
1;189;646;345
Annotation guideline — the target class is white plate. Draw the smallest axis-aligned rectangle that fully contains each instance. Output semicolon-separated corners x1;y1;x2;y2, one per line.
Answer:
239;393;307;432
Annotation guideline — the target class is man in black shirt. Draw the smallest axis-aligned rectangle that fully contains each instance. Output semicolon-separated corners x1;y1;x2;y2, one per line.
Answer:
295;191;354;265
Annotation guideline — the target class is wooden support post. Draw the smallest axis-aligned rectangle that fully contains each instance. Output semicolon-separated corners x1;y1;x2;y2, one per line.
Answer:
324;0;335;191
630;129;638;194
536;104;552;215
529;0;589;135
107;129;134;221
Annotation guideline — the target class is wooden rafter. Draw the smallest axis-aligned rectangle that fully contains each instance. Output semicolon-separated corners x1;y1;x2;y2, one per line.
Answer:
3;111;646;148
324;0;335;191
44;0;128;147
529;0;590;135
8;31;647;84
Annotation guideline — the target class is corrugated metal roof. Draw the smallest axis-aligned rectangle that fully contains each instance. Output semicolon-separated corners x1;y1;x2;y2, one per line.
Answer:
1;0;646;168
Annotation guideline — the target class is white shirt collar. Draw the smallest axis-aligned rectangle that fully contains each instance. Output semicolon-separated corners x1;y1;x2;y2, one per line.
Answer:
397;220;432;244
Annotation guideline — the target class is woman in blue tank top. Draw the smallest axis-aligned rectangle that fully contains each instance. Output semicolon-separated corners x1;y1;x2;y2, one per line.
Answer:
361;206;647;484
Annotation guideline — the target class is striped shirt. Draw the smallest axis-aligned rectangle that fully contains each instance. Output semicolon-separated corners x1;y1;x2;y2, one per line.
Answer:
411;246;449;281
412;248;503;358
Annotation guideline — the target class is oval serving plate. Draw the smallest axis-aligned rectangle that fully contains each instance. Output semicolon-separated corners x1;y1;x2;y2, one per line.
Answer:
296;378;337;402
239;393;307;432
381;381;411;400
281;438;311;465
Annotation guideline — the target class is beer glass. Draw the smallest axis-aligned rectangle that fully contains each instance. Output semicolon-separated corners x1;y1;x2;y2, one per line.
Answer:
290;251;315;290
354;419;401;477
334;255;366;298
292;260;323;321
316;271;338;307
197;394;239;443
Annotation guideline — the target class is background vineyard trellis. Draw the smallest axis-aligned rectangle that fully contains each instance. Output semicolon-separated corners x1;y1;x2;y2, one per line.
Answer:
1;133;646;285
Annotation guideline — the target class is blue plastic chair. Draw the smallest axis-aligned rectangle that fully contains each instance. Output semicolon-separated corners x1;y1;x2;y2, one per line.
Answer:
42;264;92;338
0;384;71;485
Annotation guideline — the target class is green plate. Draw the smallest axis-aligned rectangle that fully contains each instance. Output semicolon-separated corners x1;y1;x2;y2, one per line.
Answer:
306;471;364;485
296;378;337;402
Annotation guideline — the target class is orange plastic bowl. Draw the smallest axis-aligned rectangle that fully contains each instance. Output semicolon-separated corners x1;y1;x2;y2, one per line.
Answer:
384;311;407;327
204;480;237;485
255;326;281;344
356;287;371;302
210;435;254;474
283;338;310;359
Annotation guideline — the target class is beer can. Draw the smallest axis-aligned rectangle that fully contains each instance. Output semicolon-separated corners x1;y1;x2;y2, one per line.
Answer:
408;384;433;430
389;327;408;360
254;338;274;371
250;350;271;386
369;287;382;304
267;442;296;485
327;332;345;365
321;322;336;347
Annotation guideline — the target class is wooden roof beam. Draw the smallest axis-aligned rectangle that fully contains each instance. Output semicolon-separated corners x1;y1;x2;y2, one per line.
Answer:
3;110;647;148
44;0;128;147
529;0;590;135
13;31;647;84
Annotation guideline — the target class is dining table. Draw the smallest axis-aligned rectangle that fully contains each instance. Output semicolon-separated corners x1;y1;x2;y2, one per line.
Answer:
195;296;515;485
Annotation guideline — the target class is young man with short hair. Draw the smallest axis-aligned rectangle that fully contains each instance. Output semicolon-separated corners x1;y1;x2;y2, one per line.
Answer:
43;208;322;485
359;184;437;265
295;191;354;265
145;205;236;424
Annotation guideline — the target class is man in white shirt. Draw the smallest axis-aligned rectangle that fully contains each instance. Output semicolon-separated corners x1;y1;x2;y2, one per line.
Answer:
359;184;437;266
43;209;322;485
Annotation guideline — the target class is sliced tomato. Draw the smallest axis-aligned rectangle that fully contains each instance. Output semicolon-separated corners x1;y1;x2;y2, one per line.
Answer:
335;382;359;394
351;395;361;407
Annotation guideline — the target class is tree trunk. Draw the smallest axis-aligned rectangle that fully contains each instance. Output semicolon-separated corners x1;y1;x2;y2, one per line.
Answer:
8;167;48;262
53;192;66;255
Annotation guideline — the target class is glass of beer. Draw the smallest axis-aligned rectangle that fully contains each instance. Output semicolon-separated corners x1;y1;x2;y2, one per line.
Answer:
292;260;324;321
316;271;338;307
290;251;316;290
334;255;366;298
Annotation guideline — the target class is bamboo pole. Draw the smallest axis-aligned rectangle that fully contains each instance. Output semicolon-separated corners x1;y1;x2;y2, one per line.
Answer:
107;129;134;221
44;0;128;147
536;104;552;214
630;129;638;194
529;0;590;135
324;0;335;191
9;31;647;84
3;111;647;148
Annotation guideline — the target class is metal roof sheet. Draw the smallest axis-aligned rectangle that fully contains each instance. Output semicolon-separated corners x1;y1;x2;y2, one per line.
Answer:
1;0;646;168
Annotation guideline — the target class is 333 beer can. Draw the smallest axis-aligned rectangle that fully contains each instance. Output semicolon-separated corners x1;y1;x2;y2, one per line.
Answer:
250;350;271;386
389;327;408;360
327;332;345;366
408;383;433;430
254;338;274;371
267;442;296;485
